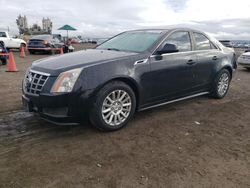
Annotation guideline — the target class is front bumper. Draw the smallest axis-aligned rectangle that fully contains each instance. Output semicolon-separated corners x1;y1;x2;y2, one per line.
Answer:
28;47;54;51
238;58;250;68
22;90;92;125
238;62;250;68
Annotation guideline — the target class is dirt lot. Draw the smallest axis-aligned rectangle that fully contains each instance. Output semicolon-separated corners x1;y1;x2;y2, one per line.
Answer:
0;45;250;188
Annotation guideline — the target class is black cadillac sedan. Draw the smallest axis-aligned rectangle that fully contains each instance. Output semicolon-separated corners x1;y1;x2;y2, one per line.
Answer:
22;28;236;131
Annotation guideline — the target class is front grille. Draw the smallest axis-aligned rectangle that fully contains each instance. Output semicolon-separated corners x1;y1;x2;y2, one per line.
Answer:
28;40;43;46
23;70;49;95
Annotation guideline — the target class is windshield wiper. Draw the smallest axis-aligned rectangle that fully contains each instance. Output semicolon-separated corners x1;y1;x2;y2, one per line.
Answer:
106;48;120;51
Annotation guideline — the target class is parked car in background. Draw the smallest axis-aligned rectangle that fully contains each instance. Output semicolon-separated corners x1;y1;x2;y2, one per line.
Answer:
67;38;81;44
0;31;26;50
28;35;65;54
219;40;234;48
22;28;236;131
238;52;250;70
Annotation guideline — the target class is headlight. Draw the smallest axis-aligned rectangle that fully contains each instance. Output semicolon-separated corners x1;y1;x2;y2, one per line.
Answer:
51;68;82;93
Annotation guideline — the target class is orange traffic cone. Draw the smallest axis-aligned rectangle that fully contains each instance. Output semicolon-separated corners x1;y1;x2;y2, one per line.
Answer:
20;46;26;58
60;47;64;55
6;52;18;72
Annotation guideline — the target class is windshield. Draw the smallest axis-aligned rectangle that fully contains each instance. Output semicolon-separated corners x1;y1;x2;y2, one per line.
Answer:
31;35;52;40
96;31;164;53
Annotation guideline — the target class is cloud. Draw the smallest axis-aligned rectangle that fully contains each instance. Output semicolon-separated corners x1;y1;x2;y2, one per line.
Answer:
0;0;249;39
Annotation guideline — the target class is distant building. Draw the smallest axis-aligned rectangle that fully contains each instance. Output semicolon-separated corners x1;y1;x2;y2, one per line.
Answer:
42;18;53;34
16;15;53;35
16;15;28;35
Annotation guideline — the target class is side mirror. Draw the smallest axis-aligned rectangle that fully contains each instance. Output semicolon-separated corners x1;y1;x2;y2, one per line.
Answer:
157;43;179;55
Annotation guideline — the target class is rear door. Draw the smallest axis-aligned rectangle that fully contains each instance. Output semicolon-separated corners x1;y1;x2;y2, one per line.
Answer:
148;31;197;102
191;32;222;89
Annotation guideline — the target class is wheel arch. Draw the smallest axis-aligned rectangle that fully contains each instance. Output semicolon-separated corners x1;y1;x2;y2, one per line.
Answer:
221;65;233;79
21;42;26;46
92;76;140;111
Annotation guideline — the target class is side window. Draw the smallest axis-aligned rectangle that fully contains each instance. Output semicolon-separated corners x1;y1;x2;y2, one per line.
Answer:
193;32;216;50
0;32;7;38
163;31;191;52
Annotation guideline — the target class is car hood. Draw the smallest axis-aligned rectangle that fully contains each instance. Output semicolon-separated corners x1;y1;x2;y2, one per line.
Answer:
13;38;26;44
31;49;138;76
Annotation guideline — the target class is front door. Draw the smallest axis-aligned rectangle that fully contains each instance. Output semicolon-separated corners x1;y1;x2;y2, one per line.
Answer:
147;31;197;103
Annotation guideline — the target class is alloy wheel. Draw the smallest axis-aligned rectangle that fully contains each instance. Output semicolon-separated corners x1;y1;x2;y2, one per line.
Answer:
102;90;132;126
217;73;229;96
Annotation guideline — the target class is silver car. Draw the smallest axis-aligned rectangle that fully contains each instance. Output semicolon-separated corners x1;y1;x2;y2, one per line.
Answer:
238;52;250;70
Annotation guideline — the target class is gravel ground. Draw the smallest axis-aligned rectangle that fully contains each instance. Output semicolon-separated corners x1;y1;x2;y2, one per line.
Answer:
0;45;249;188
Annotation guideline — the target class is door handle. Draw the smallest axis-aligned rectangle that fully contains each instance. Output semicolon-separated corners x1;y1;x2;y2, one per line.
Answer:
212;56;218;60
186;59;196;65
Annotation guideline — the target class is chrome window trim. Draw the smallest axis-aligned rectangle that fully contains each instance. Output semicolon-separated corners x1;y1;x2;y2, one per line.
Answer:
150;49;219;59
150;29;221;57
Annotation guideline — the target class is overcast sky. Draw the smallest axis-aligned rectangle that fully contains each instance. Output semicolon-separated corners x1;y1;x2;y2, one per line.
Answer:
0;0;250;39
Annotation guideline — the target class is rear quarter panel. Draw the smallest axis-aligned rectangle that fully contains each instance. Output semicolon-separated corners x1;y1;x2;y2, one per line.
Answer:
214;49;235;76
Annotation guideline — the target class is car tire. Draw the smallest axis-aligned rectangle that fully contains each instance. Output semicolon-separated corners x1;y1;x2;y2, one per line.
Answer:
89;81;136;131
49;50;54;55
246;68;250;71
29;50;35;55
1;59;7;65
211;69;231;99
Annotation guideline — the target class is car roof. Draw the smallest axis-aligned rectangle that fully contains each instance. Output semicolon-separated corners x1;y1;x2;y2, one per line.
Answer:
125;28;207;35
